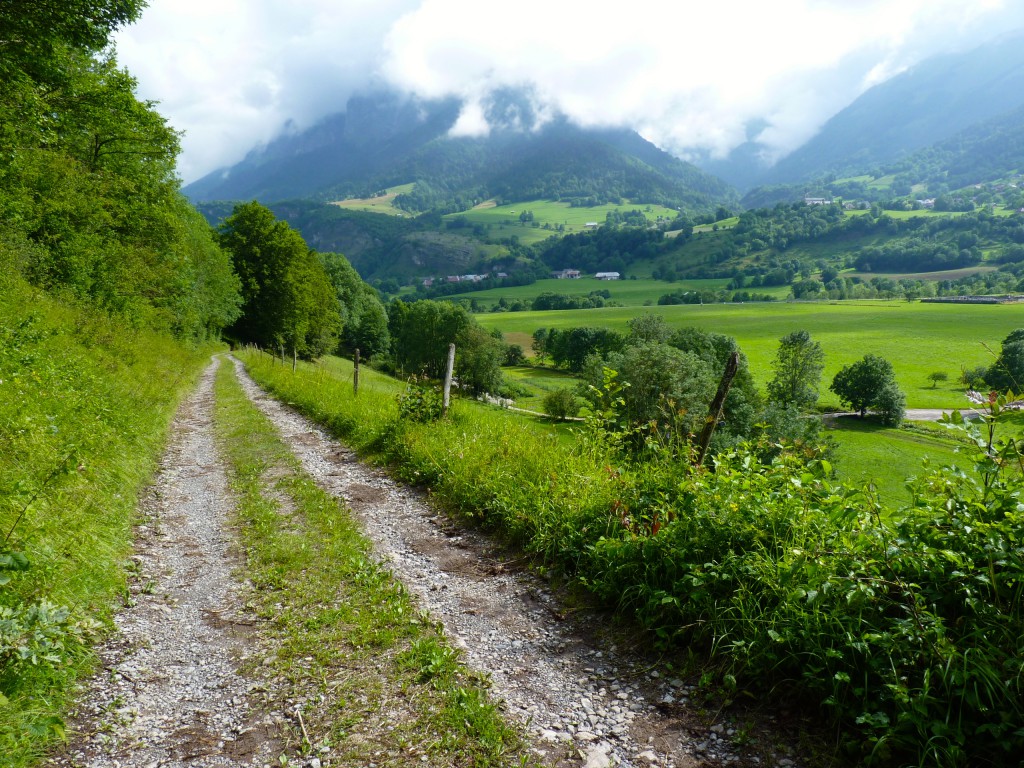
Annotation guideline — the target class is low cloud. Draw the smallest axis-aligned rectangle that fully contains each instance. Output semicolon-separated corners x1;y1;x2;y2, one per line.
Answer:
116;0;1024;183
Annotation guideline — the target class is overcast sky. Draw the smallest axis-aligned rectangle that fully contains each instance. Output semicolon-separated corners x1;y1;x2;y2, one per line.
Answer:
114;0;1024;184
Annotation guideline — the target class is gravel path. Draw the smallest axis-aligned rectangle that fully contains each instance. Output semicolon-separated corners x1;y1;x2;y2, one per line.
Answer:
231;357;794;768
50;357;285;768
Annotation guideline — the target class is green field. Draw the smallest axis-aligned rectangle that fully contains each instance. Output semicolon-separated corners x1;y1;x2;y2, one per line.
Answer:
477;300;1024;409
440;276;793;308
330;183;415;216
444;199;681;246
826;418;967;504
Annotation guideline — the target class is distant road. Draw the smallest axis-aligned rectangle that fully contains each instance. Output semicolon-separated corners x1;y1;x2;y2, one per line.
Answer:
826;408;984;423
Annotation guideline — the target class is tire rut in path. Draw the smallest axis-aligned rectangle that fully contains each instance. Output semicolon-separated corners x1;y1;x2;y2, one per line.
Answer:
232;357;782;768
50;357;285;768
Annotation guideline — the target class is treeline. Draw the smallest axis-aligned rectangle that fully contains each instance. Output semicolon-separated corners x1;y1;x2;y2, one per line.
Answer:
0;3;240;341
540;226;672;274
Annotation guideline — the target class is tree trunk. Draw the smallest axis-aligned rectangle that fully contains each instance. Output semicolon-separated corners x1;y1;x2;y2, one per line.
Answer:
694;351;739;467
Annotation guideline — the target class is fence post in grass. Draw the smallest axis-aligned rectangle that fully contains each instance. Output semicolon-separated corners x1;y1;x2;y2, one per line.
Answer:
292;344;297;373
694;350;739;468
442;343;456;415
353;348;360;396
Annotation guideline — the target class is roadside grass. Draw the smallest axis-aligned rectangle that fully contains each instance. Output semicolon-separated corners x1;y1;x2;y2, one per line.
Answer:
237;349;1024;764
212;358;532;767
0;274;215;764
475;300;1024;409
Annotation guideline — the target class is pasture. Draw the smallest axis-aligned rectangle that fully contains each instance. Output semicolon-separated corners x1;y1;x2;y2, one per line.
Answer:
476;300;1024;409
444;199;681;245
443;276;791;308
330;183;415;216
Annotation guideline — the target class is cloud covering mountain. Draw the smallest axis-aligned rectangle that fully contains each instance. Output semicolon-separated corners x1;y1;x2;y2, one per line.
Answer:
115;0;1024;183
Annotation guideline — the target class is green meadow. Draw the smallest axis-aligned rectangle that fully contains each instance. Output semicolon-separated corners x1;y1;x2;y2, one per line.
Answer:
444;199;681;245
441;276;792;308
330;183;416;216
476;300;1024;410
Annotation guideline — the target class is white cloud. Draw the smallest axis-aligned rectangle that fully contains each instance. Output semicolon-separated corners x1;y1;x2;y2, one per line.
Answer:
115;0;1024;183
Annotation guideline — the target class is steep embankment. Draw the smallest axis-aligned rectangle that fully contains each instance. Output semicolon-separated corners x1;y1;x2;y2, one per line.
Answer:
0;274;217;763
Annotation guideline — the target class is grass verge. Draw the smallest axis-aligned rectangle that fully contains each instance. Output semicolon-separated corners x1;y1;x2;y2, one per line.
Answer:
0;274;216;764
212;357;532;767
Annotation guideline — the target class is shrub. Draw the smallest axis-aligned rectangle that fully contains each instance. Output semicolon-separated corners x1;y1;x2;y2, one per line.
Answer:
396;378;444;422
542;388;579;421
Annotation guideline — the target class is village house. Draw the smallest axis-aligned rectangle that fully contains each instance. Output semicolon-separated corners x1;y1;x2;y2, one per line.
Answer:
551;269;581;279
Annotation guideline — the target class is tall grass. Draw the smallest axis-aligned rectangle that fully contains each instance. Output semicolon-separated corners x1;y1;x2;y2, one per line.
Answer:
242;349;1024;766
0;273;215;763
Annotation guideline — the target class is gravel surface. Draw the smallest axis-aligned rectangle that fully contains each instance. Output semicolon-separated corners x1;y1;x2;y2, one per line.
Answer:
49;358;286;768
232;357;799;768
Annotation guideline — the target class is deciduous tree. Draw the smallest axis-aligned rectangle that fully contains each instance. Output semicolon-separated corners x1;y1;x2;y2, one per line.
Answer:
830;354;904;423
767;330;825;409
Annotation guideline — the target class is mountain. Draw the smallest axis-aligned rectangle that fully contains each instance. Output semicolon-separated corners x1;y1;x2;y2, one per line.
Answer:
701;29;1024;191
184;89;737;214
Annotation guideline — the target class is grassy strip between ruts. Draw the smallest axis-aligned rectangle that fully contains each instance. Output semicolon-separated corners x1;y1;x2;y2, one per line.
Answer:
211;357;533;768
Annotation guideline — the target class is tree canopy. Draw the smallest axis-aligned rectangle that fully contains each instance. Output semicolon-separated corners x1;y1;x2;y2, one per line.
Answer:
830;354;906;424
217;202;341;357
767;330;825;409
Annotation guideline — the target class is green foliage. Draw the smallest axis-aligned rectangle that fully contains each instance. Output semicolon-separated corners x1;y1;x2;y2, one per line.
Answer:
541;388;579;421
0;38;240;342
397;378;445;423
546;326;625;372
831;354;904;421
243;349;1024;765
583;342;716;442
320;251;390;358
985;328;1024;392
386;299;505;395
217;202;341;357
767;330;825;408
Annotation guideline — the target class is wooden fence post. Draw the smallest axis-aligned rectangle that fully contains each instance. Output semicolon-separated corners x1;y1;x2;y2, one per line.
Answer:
292;344;297;373
442;343;456;415
694;351;739;467
353;348;360;396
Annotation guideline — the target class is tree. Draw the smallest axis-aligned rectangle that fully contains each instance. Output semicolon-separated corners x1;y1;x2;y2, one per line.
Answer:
927;371;949;388
985;329;1024;392
217;202;340;357
582;342;717;439
767;330;825;409
321;252;390;358
542;388;579;421
830;354;904;422
627;313;672;344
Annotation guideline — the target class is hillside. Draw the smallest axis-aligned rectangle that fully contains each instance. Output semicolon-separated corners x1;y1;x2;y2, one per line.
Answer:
184;90;737;214
703;29;1024;192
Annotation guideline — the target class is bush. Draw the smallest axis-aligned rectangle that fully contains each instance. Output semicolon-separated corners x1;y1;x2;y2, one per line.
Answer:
542;388;579;421
396;378;444;422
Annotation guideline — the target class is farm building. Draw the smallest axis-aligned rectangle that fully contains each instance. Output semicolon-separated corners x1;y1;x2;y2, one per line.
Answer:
595;272;620;280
